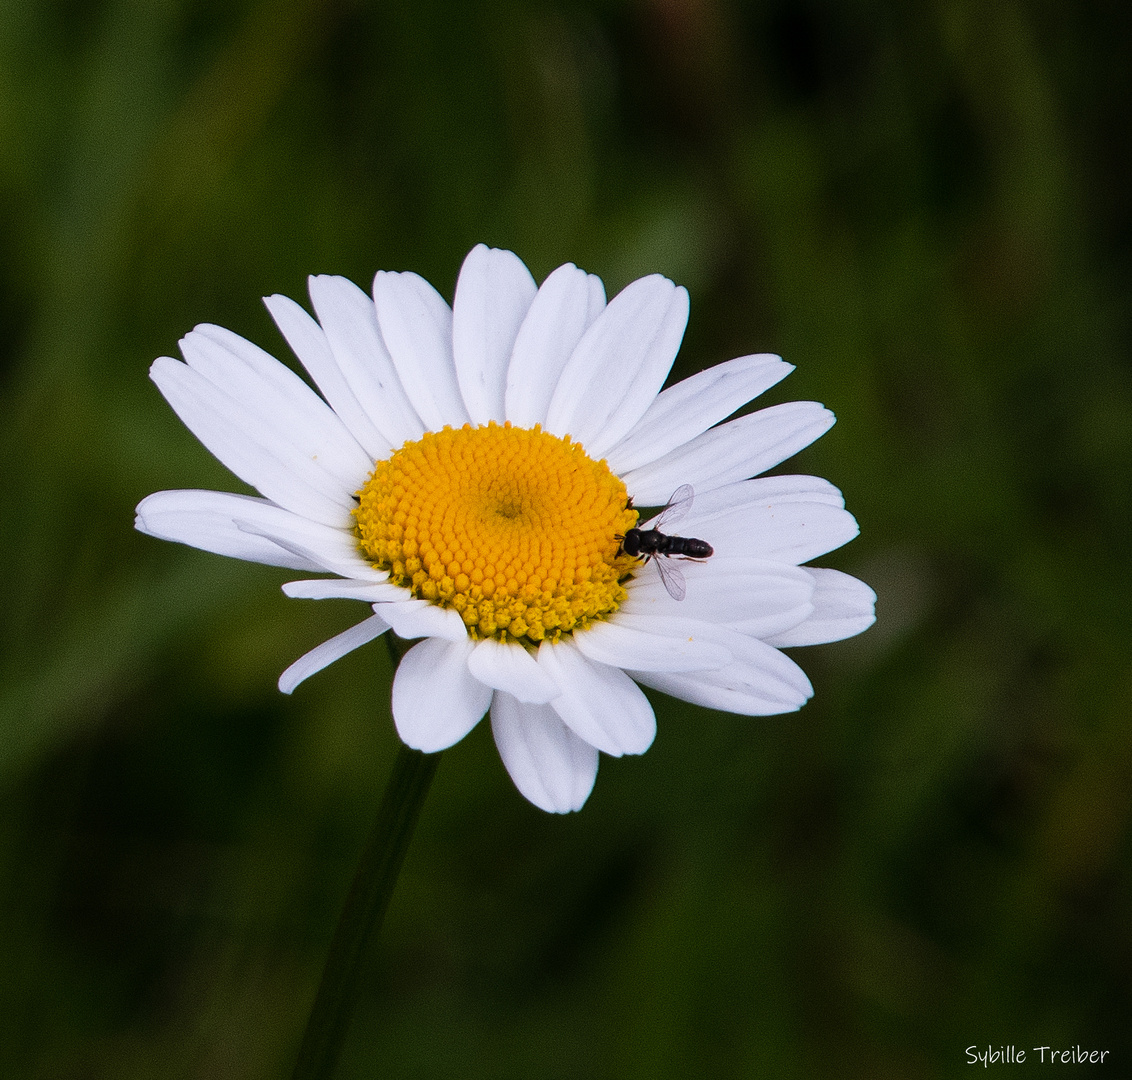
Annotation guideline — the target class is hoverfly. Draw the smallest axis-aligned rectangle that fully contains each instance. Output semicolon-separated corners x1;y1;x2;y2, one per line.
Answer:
617;484;713;602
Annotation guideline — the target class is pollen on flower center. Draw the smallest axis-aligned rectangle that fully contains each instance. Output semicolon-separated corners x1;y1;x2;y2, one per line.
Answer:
353;422;640;646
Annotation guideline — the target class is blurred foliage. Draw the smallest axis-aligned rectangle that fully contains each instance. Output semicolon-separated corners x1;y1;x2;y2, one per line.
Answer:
2;0;1131;1076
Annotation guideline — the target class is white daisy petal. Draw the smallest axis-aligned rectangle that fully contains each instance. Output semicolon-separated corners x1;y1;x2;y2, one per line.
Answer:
136;490;317;570
677;474;846;517
307;274;426;448
135;489;353;572
622;401;836;506
264;293;392;461
693;500;859;564
764;568;877;647
505;262;606;427
672;475;857;564
538;638;656;756
150;357;354;526
467;638;560;703
453;245;538;424
630;625;813;716
179;324;374;493
545;275;688;456
574;614;731;672
490;693;598;813
282;578;404;602
620;556;815;639
278;613;390;694
231;517;379;580
377;599;470;642
604;354;794;474
373;270;471;430
392;637;493;752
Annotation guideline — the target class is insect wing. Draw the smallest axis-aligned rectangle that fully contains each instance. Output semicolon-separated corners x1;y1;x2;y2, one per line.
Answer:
651;484;695;531
653;554;687;601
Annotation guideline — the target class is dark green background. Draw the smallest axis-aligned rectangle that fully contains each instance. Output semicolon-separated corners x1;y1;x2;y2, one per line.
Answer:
2;1;1130;1076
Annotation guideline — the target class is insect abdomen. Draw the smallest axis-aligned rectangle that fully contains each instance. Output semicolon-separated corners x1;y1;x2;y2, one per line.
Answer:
682;538;713;558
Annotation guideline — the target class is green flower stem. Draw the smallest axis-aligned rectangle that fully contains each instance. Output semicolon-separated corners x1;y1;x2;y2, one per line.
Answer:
291;636;439;1080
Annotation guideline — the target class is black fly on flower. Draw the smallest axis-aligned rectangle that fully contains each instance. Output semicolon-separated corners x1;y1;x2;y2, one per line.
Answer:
617;485;713;602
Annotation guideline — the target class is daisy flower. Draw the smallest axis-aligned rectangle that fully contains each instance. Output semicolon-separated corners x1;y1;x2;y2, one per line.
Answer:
135;245;875;813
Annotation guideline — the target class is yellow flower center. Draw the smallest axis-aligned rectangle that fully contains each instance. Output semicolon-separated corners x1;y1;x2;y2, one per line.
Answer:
354;422;639;645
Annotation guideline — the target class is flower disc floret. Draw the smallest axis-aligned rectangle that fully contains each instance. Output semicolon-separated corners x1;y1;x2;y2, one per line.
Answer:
354;423;639;645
